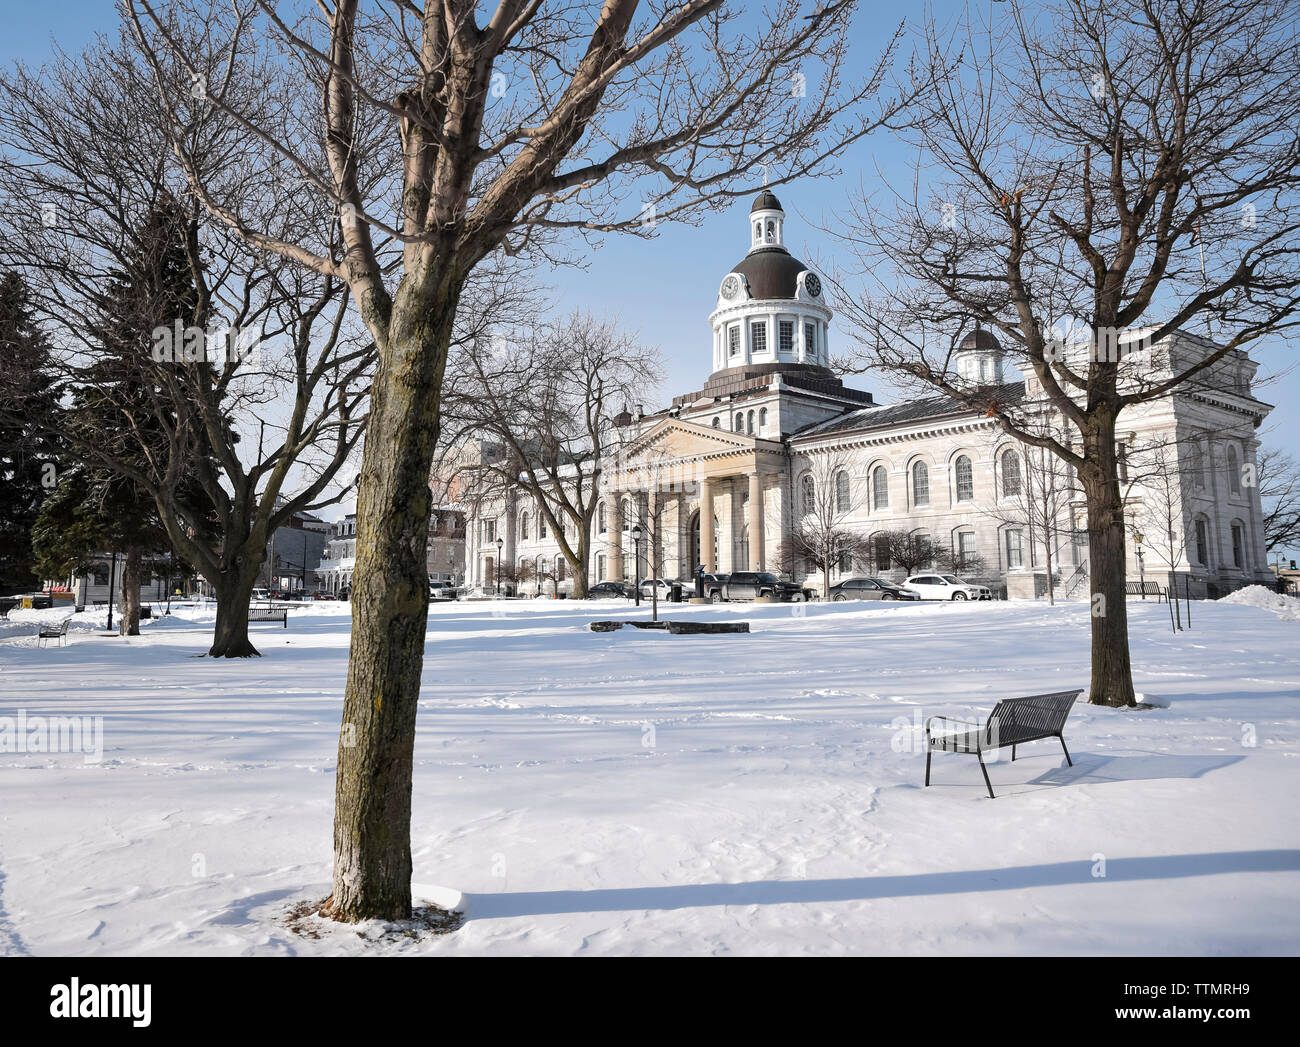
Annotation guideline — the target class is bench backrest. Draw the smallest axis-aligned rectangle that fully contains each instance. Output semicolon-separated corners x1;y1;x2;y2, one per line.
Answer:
986;690;1081;744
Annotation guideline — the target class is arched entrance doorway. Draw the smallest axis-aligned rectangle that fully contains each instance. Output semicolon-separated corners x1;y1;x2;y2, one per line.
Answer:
689;510;720;574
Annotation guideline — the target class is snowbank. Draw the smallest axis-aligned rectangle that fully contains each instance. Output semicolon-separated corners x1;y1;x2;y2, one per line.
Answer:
1218;585;1300;620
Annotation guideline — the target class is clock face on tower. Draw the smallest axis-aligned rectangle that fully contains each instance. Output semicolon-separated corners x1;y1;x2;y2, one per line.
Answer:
804;272;822;298
721;275;741;300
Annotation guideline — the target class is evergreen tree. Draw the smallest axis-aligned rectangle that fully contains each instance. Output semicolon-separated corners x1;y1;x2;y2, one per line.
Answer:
57;193;206;633
0;272;61;590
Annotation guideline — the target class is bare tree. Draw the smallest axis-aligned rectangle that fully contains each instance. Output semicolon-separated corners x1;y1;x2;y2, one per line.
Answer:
445;312;661;599
877;529;936;577
832;0;1300;706
979;422;1079;603
1258;446;1300;557
790;450;866;598
1130;438;1190;588
0;37;371;656
125;0;907;920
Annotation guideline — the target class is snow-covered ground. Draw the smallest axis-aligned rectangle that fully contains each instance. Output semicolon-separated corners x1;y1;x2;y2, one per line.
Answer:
1;594;1297;956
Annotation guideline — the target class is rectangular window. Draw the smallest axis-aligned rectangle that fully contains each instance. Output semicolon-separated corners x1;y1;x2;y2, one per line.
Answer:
751;321;767;354
874;535;890;572
1231;526;1243;569
779;320;794;354
804;322;816;355
597;554;606;579
1006;529;1024;569
729;326;740;357
1195;519;1209;564
484;519;496;542
958;532;976;564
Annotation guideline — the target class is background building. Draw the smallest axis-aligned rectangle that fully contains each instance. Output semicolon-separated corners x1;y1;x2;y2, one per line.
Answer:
463;191;1274;599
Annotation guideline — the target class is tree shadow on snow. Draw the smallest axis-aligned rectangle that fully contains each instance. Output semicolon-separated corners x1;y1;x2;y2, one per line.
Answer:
463;849;1300;920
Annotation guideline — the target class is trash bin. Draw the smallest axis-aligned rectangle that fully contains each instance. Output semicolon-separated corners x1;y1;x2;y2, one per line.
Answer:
670;583;683;603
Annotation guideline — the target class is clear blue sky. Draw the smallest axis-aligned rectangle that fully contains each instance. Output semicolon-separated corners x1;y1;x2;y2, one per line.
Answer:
6;1;1297;559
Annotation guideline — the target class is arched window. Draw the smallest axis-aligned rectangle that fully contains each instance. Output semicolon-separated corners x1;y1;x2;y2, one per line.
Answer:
598;502;607;534
520;513;529;540
912;461;930;507
759;407;768;433
802;474;816;516
835;470;851;513
1227;446;1241;493
712;416;721;429
735;412;744;431
955;455;974;502
1001;450;1022;497
538;514;547;539
872;466;889;509
753;221;761;243
1231;521;1245;568
1189;442;1206;488
765;219;775;242
1194;517;1210;565
747;410;755;435
913;531;933;570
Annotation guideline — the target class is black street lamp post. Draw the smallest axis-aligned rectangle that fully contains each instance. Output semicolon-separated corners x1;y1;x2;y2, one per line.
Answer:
632;524;643;607
105;551;117;631
496;536;504;596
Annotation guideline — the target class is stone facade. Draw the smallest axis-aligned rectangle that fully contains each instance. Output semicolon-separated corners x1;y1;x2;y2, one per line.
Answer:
463;193;1274;599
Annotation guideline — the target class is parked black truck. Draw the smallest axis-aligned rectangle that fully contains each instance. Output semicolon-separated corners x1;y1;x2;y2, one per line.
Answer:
702;571;810;603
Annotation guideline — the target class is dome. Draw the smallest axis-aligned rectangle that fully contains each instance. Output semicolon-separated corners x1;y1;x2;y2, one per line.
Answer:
750;189;784;213
731;247;809;300
957;327;1002;352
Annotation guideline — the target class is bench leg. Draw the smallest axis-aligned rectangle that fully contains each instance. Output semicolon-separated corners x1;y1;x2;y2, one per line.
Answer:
1058;735;1072;767
977;753;995;799
925;750;932;787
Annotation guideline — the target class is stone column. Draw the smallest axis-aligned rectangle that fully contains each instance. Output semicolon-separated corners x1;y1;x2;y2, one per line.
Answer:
749;471;765;571
701;477;716;573
676;491;689;578
648;489;661;582
609;493;624;582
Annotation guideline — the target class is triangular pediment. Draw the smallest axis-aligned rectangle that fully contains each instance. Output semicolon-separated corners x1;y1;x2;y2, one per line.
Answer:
621;416;763;461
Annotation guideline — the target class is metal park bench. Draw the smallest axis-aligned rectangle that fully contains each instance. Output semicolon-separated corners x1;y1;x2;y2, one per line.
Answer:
37;618;72;648
1124;580;1165;600
248;608;288;627
925;689;1083;798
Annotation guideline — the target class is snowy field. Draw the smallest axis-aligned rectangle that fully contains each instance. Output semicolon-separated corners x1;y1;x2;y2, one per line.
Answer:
1;593;1297;956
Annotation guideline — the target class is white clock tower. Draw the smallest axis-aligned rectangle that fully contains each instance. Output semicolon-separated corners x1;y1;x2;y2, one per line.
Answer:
708;189;833;378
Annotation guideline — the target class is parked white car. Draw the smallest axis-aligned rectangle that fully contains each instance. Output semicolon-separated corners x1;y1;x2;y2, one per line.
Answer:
902;574;992;601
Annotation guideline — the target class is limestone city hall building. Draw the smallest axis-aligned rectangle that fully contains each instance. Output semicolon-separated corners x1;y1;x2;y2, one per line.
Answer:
462;190;1275;599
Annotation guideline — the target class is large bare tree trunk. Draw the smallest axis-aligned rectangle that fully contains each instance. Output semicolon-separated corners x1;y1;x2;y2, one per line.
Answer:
209;561;262;658
324;278;458;922
570;538;590;599
121;547;142;636
1082;416;1137;708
